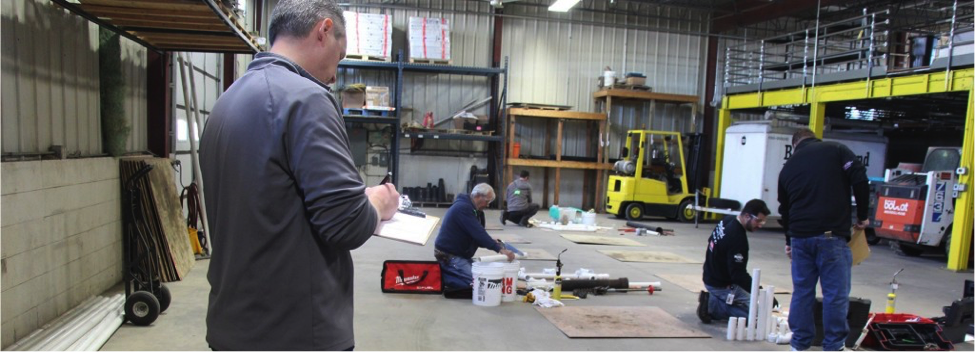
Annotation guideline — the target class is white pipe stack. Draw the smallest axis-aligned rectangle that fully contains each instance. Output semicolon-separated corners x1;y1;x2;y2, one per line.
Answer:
747;268;761;340
14;294;125;351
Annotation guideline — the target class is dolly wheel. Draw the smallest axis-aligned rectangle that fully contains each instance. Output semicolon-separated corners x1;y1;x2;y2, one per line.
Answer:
895;242;924;257
126;291;161;326
625;203;643;221
677;199;696;223
156;285;172;313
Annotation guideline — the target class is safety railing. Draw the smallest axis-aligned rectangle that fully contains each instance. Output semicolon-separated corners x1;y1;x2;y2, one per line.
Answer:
724;9;891;90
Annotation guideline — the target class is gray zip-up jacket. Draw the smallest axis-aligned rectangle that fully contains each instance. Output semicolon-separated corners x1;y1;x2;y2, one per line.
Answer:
201;52;378;350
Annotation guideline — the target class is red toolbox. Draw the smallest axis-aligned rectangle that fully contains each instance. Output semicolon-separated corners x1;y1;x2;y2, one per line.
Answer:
860;313;954;351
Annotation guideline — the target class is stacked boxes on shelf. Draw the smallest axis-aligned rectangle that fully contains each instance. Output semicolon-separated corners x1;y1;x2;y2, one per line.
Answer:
408;17;451;62
344;11;392;60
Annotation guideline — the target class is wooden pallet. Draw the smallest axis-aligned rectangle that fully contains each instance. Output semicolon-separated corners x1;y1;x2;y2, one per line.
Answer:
345;54;392;62
409;58;452;65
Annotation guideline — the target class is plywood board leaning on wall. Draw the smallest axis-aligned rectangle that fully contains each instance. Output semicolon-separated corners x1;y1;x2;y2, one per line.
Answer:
120;157;195;281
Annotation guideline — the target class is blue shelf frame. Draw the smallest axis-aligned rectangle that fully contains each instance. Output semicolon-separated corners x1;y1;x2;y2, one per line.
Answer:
337;51;509;187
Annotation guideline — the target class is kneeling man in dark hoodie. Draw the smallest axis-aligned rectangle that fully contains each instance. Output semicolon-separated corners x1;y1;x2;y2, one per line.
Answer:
434;183;516;290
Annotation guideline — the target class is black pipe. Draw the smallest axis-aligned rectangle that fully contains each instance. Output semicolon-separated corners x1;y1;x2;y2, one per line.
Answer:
560;278;629;291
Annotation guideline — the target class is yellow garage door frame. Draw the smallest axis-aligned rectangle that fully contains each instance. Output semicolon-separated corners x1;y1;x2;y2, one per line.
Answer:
714;68;974;271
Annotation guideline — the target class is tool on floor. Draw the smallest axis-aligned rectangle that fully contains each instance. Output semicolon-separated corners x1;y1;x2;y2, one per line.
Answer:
552;249;567;300
571;285;657;299
624;221;675;236
886;268;905;313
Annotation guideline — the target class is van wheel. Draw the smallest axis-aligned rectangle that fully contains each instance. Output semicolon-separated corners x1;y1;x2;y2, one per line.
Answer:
625;203;643;221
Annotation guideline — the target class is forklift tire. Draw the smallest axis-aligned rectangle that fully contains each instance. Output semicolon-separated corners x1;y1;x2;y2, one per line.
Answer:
613;212;626;219
677;199;696;223
894;242;925;257
156;284;172;313
865;228;881;245
625;203;644;221
125;291;161;326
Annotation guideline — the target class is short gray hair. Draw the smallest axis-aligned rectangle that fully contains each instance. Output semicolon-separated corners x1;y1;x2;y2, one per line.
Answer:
471;183;495;200
268;0;346;45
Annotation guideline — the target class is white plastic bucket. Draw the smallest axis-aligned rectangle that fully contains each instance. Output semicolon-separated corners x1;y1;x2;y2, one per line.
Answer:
471;262;504;307
581;212;596;226
603;70;616;87
501;261;520;302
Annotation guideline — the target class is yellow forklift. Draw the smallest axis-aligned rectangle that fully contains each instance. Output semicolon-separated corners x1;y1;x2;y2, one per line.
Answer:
606;130;710;222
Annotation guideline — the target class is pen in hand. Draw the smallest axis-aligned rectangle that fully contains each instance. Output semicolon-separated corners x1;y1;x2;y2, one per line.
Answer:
379;172;392;185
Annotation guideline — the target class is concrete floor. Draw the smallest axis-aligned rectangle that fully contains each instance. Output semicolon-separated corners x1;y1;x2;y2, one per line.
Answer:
100;208;973;351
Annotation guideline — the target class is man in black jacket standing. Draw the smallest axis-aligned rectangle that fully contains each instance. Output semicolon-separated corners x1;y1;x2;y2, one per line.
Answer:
697;199;771;323
778;129;869;351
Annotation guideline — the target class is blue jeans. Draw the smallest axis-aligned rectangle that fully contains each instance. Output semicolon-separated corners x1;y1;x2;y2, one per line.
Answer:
704;284;751;321
438;255;474;289
789;234;852;351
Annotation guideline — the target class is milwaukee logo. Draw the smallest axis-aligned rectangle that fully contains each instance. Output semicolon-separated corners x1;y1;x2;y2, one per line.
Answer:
396;275;422;285
884;199;908;213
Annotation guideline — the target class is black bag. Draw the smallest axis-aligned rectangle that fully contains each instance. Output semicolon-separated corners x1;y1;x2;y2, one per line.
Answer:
812;296;872;347
380;260;443;294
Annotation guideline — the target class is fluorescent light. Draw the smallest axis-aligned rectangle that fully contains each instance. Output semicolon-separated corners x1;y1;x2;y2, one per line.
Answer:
548;0;581;12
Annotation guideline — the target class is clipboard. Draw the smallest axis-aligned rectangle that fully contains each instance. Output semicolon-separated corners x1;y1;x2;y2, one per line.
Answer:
849;227;870;266
373;212;441;246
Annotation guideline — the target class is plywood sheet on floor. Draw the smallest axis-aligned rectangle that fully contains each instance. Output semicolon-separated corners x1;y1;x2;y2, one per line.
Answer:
474;248;557;261
535;306;710;338
493;233;531;244
599;250;700;263
560;234;645;247
655;273;792;294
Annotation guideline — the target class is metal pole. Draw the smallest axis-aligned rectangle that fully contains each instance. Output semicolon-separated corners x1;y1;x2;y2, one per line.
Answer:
865;13;876;95
811;0;822;89
176;53;214;254
945;0;959;90
758;40;766;92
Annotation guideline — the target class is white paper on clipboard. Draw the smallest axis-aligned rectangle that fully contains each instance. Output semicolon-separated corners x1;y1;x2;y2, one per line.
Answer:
373;212;441;246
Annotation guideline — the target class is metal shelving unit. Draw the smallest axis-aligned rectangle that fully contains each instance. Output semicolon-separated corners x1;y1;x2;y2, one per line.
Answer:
338;52;509;188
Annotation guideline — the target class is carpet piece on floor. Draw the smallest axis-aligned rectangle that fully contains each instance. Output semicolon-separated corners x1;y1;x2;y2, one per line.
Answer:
493;233;531;244
599;250;700;263
560;234;645;247
535;306;710;338
474;248;557;261
655;273;792;294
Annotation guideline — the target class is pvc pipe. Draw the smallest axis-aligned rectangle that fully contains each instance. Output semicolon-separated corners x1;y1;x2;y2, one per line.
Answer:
628;281;663;289
518;271;610;280
747;268;761;340
67;308;116;351
779;319;789;335
775;332;793;344
756;290;767;341
764;286;776;337
735;316;746;340
476;253;526;263
29;297;112;351
84;310;124;351
43;295;122;351
727;317;738;340
9;296;101;350
71;304;123;351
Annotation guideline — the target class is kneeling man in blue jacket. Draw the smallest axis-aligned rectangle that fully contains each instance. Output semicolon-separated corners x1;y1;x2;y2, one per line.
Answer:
434;183;518;289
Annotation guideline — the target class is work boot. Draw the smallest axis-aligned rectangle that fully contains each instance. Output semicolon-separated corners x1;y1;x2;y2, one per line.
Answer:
500;211;508;225
697;291;712;324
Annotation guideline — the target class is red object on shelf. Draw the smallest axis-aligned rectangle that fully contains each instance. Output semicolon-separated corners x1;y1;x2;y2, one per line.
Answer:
511;142;521;159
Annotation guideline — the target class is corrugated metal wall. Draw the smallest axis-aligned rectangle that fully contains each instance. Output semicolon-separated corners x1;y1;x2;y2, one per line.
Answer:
1;0;147;156
337;0;709;206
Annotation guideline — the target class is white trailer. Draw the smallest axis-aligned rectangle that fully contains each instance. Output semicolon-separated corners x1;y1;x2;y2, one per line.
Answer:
719;121;888;218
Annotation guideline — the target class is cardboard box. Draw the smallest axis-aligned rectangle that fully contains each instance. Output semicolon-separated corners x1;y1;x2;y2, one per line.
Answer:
625;76;647;86
341;90;366;109
408;17;451;60
344;12;393;58
365;86;390;108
